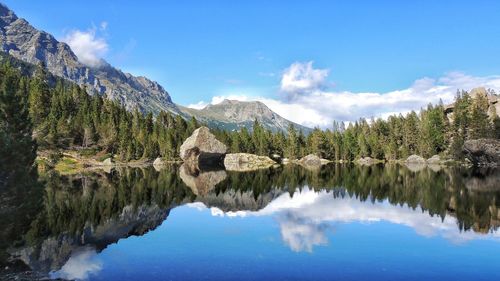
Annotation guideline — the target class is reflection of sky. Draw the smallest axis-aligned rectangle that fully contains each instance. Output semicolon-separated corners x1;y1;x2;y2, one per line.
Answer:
74;188;500;281
193;188;500;251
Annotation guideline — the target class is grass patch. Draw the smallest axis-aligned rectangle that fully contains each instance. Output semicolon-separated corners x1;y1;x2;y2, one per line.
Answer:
54;157;84;174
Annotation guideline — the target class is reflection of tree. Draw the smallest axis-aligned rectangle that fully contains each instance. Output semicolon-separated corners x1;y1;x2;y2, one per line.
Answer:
216;164;500;234
2;164;499;277
28;167;194;240
0;168;43;271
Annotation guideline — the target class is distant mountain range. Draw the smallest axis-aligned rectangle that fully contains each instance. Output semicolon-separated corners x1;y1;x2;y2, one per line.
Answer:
0;3;310;133
179;99;310;133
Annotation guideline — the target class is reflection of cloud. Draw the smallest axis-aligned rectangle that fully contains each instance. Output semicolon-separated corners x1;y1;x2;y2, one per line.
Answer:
278;213;330;252
191;188;500;252
51;247;102;280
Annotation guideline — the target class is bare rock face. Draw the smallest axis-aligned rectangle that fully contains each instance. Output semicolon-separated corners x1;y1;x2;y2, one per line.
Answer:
224;153;276;171
463;139;500;167
179;163;227;196
180;127;227;167
406;155;426;164
0;4;178;115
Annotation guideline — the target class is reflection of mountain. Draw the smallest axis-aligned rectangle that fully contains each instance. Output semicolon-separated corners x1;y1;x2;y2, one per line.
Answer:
1;164;499;278
12;203;169;274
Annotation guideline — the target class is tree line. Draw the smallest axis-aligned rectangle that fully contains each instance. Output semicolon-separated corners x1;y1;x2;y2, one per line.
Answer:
217;90;499;161
1;57;499;175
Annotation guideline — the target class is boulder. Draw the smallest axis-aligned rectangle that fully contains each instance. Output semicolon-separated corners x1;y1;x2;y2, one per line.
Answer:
426;155;441;164
405;155;426;164
179;127;227;167
153;157;165;166
463;139;500;167
152;157;165;171
224;153;276;172
179;164;227;196
356;157;381;166
299;154;322;166
102;158;114;166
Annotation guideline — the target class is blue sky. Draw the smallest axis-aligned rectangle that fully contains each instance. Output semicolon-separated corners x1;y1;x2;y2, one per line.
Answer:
3;0;500;127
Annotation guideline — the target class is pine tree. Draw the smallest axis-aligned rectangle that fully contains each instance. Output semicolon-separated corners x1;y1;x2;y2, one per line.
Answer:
28;63;51;128
469;92;491;139
0;64;37;179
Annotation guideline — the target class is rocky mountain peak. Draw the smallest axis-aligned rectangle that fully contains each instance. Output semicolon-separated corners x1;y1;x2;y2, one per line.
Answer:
0;3;178;115
0;3;17;24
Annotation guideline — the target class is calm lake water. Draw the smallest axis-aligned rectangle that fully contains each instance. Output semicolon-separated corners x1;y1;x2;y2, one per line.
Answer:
1;164;500;280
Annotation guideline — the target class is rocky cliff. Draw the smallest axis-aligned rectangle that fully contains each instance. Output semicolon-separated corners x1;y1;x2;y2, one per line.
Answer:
0;3;179;115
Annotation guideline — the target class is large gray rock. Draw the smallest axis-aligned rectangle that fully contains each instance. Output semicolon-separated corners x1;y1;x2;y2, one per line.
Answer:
179;127;227;167
356;157;382;166
426;155;441;164
101;158;114;166
463;139;500;167
179;164;227;196
298;154;322;169
406;154;426;164
224;153;276;171
0;4;179;115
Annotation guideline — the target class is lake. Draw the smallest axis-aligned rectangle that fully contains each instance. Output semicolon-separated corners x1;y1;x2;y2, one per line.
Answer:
1;164;500;280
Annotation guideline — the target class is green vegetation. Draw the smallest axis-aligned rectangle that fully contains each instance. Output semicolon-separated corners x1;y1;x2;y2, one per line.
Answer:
217;92;498;161
0;61;37;182
0;55;498;169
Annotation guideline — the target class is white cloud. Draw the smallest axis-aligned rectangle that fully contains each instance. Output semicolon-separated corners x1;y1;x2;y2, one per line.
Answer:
187;101;209;110
62;23;109;67
187;62;500;128
51;247;103;280
193;188;500;252
280;61;329;97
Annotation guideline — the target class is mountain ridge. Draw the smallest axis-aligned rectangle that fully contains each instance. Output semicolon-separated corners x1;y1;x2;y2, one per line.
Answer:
0;3;179;115
0;3;311;133
180;99;312;133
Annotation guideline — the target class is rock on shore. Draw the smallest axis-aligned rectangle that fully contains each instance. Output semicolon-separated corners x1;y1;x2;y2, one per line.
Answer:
224;153;276;171
179;127;227;167
463;139;500;167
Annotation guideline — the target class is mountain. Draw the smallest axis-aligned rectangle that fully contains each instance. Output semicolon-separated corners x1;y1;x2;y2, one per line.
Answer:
0;3;310;133
0;3;179;115
180;99;312;133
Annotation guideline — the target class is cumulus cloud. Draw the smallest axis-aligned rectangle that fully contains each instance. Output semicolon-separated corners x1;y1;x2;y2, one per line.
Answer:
188;61;500;128
193;188;500;252
62;23;109;67
280;61;329;98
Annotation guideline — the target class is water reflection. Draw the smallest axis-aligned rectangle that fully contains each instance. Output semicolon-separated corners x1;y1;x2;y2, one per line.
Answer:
1;164;499;279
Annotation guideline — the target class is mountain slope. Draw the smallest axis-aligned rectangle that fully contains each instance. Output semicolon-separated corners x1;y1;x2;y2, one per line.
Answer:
180;99;312;133
0;3;310;134
0;3;179;115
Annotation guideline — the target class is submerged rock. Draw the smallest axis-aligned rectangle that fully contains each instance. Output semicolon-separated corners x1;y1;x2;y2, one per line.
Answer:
224;153;276;171
463;139;500;167
179;164;227;196
179;127;227;168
